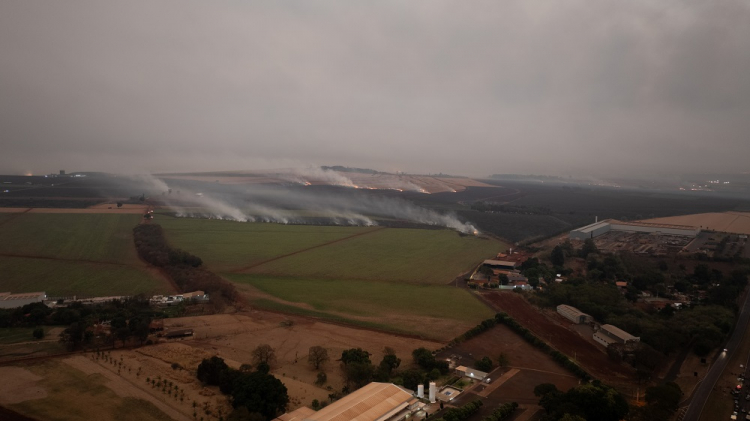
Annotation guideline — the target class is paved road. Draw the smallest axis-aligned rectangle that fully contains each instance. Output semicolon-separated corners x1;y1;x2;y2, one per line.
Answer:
683;290;750;421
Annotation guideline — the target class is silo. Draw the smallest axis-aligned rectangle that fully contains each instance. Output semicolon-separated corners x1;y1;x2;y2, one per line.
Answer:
429;382;436;403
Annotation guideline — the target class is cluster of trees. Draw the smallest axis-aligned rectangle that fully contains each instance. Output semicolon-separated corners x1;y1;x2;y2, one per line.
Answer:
434;399;483;421
494;313;590;380
0;297;161;351
133;224;238;309
537;277;736;356
626;382;682;420
196;356;288;421
534;382;629;421
480;402;518;421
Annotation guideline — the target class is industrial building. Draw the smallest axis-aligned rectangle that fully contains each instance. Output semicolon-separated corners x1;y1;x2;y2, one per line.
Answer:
556;305;594;324
593;324;640;348
569;219;700;241
0;291;46;309
274;382;422;421
482;259;518;270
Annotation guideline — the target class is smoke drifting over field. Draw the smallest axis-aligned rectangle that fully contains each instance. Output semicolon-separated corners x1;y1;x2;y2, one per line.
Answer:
138;175;477;234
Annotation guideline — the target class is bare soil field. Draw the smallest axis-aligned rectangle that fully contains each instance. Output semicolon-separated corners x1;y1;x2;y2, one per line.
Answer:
439;324;572;376
641;211;750;235
0;367;47;404
162;311;443;408
479;292;635;383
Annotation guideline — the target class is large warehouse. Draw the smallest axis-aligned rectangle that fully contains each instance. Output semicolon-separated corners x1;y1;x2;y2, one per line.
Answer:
274;382;421;421
593;324;640;348
569;219;700;240
557;305;594;324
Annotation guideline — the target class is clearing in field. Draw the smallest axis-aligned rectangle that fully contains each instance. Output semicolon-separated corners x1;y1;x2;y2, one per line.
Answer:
641;211;750;235
228;274;494;340
0;213;172;296
237;227;503;283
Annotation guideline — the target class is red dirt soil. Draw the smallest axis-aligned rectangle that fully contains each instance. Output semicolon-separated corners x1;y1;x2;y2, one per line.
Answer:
479;291;635;383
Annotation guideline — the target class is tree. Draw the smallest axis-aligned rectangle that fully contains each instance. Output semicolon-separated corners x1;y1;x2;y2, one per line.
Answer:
308;346;329;370
32;327;44;340
645;382;682;414
379;353;401;376
341;348;371;366
498;273;510;286
230;371;289;419
560;414;587;421
343;361;374;390
497;352;510;369
251;344;276;366
579;238;598;258
475;356;493;372
551;245;565;267
401;369;425;391
197;356;229;386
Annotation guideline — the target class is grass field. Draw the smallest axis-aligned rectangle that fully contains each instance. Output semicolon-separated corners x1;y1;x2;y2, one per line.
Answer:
0;213;171;296
0;213;144;264
9;361;171;421
242;227;501;284
0;256;169;297
157;217;377;271
229;274;494;340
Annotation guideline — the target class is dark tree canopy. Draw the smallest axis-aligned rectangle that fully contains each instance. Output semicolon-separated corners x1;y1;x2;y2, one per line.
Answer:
341;348;371;366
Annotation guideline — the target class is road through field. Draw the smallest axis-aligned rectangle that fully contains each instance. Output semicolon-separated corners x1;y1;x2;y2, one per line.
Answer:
683;288;750;421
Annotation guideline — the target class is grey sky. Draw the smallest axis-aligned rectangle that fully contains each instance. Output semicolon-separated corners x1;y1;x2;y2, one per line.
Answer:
1;1;749;177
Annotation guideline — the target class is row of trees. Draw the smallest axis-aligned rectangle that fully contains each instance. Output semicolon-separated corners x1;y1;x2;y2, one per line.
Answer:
133;224;239;309
196;356;288;421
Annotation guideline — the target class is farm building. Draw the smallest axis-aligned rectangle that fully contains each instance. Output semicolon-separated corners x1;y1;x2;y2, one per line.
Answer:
483;260;518;270
556;305;593;324
593;324;640;348
0;291;46;309
570;220;700;240
455;365;489;381
162;329;193;339
274;382;421;421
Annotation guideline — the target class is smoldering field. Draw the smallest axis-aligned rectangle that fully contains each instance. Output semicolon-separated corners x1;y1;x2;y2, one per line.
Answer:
140;173;480;235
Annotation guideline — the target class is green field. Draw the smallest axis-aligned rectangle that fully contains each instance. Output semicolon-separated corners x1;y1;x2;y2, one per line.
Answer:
157;217;376;271
0;214;169;296
0;213;144;264
229;274;494;340
0;256;169;297
243;228;502;283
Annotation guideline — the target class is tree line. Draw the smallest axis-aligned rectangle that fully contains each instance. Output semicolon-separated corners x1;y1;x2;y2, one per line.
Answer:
133;224;239;309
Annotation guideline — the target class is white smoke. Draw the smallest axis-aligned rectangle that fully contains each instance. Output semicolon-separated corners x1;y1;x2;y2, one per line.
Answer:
135;174;477;233
291;166;356;188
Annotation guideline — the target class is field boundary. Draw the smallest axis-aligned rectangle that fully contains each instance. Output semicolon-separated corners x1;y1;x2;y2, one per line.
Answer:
0;208;32;228
231;226;387;273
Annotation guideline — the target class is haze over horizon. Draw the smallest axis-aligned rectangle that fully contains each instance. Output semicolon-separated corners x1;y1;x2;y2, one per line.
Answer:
1;1;749;178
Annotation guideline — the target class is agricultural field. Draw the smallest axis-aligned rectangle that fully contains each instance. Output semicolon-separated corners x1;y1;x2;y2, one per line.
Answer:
0;213;144;263
1;360;182;421
228;274;494;340
0;256;167;297
238;227;502;283
156;217;377;272
642;211;750;235
0;213;171;296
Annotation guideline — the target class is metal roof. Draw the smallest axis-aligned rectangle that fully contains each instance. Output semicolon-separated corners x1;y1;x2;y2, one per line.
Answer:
301;382;414;421
601;324;639;342
483;260;517;267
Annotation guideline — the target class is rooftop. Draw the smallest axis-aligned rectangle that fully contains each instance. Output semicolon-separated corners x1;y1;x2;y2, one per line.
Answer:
295;382;414;421
483;260;517;267
601;324;639;341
